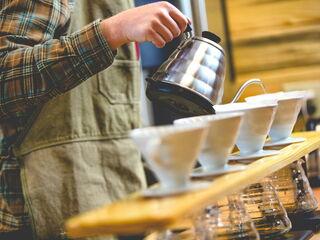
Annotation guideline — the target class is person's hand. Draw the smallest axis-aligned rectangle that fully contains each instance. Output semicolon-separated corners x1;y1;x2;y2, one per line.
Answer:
101;1;190;49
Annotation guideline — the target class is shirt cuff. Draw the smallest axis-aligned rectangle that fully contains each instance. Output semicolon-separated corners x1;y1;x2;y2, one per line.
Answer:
95;19;118;58
67;19;117;82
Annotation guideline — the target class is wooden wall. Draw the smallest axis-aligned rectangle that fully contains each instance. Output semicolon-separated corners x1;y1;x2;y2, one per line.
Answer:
206;0;320;102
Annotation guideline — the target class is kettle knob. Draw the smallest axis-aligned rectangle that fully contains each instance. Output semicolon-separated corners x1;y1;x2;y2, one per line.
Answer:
184;24;193;33
202;31;221;44
181;24;193;41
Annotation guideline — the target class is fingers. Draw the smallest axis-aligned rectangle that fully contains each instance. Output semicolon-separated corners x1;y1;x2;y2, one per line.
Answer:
148;29;166;48
152;20;174;42
187;17;192;25
159;12;181;38
145;2;190;48
167;5;189;32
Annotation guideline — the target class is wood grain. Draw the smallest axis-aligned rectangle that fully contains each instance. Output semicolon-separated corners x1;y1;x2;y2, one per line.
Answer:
208;0;320;101
65;132;320;238
233;28;320;74
227;0;320;41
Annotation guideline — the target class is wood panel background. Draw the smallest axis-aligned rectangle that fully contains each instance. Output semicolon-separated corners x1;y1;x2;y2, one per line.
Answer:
206;0;320;103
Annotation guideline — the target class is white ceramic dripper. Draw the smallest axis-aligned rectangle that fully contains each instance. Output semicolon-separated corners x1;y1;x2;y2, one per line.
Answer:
130;125;208;191
246;91;307;142
174;113;243;171
214;102;277;156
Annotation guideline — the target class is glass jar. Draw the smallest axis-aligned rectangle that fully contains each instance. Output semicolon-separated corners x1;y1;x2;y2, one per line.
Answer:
241;178;291;238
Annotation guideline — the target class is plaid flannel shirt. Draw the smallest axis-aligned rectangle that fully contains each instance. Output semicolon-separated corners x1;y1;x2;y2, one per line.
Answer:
0;0;115;231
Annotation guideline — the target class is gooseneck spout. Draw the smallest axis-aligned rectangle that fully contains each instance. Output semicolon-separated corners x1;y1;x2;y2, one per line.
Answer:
231;79;267;103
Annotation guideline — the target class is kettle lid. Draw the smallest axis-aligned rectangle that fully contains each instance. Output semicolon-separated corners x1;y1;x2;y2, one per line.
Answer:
202;31;221;43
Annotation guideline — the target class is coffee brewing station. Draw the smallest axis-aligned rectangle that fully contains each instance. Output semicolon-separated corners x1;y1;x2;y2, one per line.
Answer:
65;1;320;239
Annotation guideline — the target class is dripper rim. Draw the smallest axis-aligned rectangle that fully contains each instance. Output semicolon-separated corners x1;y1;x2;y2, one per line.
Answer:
213;102;278;113
174;112;243;125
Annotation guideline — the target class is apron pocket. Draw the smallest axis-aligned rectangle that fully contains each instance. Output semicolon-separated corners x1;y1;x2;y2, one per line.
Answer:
98;60;140;105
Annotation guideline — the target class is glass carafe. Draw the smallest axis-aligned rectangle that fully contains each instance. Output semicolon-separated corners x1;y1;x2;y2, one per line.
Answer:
155;214;214;240
198;194;260;240
241;178;291;238
270;159;318;215
156;228;200;240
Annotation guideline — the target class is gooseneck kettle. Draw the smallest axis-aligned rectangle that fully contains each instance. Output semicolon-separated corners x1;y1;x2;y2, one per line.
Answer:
146;25;225;116
145;26;266;117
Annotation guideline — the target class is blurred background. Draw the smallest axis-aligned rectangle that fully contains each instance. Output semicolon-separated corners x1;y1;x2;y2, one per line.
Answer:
136;0;320;131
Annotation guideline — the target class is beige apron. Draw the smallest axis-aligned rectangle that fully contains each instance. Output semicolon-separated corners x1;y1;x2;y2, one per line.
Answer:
15;0;146;239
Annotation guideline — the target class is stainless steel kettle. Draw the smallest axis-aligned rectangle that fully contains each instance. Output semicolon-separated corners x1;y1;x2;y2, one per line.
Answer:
146;25;226;116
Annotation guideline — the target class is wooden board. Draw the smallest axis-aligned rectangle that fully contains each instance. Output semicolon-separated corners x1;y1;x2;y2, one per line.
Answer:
215;0;320;103
311;232;320;239
228;0;320;88
65;131;320;238
227;0;320;41
233;27;320;74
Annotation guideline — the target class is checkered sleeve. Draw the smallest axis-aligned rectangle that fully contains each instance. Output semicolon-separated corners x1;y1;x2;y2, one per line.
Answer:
0;0;116;119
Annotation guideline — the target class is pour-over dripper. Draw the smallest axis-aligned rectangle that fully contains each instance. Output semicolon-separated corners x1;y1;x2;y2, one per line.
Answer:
246;91;307;143
214;102;278;157
130;124;208;194
174;113;243;171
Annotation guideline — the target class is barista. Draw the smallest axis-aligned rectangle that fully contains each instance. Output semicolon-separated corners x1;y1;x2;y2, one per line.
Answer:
0;1;189;239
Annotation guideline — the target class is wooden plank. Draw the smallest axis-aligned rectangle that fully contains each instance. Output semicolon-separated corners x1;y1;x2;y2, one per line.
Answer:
211;0;320;104
311;233;320;240
65;132;320;238
227;0;320;41
233;28;320;73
